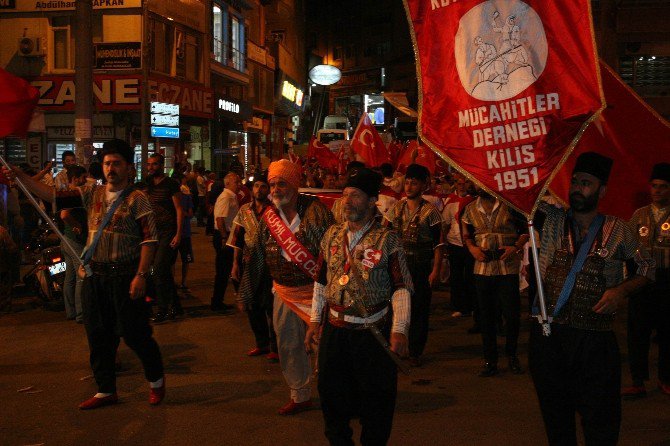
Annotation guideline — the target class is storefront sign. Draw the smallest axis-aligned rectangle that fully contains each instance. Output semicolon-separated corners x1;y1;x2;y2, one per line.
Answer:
281;80;304;107
47;126;115;139
245;116;264;131
27;136;41;168
151;126;180;138
94;42;141;70
148;76;213;119
217;96;252;121
1;0;141;11
31;75;141;111
146;0;206;33
309;64;341;86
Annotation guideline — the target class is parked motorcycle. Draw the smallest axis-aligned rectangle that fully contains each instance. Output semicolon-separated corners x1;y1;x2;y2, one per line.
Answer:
22;225;66;311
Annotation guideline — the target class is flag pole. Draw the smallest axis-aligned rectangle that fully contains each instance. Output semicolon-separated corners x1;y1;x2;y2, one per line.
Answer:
0;155;83;266
528;219;551;336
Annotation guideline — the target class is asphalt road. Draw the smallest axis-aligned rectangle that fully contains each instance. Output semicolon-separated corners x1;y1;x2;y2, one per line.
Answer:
1;227;668;446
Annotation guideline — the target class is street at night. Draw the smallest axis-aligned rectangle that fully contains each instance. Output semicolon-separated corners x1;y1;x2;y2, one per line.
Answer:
1;227;669;445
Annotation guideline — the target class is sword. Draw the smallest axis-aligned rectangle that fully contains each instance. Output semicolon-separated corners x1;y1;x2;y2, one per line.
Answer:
347;259;411;375
0;155;86;274
528;220;551;336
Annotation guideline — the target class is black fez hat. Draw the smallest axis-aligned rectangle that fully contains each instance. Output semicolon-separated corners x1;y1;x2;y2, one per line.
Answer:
251;172;268;186
405;163;430;182
573;152;613;184
344;168;382;198
650;163;670;183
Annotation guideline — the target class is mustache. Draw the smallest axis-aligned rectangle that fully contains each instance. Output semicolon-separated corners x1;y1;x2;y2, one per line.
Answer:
570;192;585;200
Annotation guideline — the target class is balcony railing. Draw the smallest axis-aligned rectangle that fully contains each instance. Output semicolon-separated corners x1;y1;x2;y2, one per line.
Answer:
213;37;246;72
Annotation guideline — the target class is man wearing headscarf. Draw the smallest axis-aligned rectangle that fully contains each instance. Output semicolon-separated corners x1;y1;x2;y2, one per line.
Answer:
622;163;670;398
529;152;655;445
239;159;333;415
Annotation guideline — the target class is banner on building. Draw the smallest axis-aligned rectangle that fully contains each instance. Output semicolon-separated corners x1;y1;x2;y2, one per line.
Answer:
403;0;605;216
94;42;142;70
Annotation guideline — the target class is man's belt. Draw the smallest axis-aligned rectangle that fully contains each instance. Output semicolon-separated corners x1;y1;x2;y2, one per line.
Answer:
89;261;137;277
329;306;389;329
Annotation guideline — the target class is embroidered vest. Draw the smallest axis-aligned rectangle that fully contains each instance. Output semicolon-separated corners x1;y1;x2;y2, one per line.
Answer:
544;218;615;331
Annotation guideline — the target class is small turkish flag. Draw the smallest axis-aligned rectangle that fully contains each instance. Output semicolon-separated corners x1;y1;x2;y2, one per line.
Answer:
0;68;40;137
351;114;389;168
307;136;339;171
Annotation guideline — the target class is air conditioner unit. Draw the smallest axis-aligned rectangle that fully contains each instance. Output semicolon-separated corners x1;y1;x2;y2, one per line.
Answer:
18;37;45;57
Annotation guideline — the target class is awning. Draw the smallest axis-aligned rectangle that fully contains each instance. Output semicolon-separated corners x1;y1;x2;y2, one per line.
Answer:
383;92;418;118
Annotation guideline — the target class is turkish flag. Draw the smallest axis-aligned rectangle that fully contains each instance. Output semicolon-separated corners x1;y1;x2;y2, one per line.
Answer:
388;139;404;168
396;140;437;175
0;68;40;138
351;113;390;168
550;61;670;219
404;0;604;217
307;136;339;171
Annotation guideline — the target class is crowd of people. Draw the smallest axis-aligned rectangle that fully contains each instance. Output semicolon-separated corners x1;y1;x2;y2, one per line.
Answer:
1;138;668;446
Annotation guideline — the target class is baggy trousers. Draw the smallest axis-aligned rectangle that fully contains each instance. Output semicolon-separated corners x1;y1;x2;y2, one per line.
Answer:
318;321;397;446
408;264;431;358
627;284;670;384
447;244;476;314
62;238;84;321
82;272;164;393
474;274;520;364
273;294;311;403
529;324;621;446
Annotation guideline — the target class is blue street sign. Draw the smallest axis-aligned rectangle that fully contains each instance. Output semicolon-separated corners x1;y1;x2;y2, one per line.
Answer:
151;126;180;138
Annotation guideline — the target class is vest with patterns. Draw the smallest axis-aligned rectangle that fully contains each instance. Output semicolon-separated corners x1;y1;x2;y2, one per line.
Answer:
385;198;442;268
260;194;333;287
630;205;670;285
540;206;654;331
321;221;413;316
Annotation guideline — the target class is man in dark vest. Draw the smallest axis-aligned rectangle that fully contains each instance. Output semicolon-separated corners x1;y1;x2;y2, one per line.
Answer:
529;151;655;445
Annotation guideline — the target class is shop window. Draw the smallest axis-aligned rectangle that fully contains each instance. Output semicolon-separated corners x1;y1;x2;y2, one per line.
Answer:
176;30;201;82
152;19;174;74
212;2;247;72
51;16;74;71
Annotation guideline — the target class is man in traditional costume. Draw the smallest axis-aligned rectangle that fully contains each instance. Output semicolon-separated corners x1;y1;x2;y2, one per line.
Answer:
239;159;333;415
529;152;655;445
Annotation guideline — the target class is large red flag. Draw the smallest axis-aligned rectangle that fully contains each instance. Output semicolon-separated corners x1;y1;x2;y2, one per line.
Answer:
0;68;40;137
351;114;390;168
404;0;604;217
307;136;339;171
397;140;437;174
550;61;670;219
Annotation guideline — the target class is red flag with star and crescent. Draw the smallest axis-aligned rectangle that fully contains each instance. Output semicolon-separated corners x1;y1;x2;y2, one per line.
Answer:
550;61;670;219
0;68;40;138
307;136;340;171
403;0;604;217
351;113;390;168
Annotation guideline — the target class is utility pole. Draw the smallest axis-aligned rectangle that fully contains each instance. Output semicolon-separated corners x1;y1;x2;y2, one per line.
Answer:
74;0;93;166
140;1;150;179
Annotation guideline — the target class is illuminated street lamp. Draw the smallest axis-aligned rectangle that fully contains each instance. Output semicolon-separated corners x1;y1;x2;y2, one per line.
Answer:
309;64;341;135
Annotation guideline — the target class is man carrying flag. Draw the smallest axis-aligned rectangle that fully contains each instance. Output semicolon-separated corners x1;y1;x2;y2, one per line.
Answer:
529;152;655;445
239;159;333;415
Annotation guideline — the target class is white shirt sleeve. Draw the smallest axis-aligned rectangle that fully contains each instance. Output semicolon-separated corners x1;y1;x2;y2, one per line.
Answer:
391;288;411;335
310;282;327;324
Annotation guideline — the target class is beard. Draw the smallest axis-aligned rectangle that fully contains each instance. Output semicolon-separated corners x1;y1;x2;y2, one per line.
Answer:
272;189;294;208
569;191;599;212
344;206;367;222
